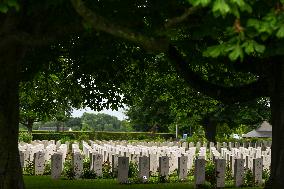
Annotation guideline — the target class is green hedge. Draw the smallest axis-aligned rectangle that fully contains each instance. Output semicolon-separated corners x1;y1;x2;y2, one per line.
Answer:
24;131;175;141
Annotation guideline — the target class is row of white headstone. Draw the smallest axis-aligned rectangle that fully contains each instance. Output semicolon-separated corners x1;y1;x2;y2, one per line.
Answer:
18;140;270;187
218;146;271;172
84;141;267;187
86;140;271;152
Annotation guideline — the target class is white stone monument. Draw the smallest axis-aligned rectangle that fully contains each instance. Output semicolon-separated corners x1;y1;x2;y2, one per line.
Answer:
118;156;129;183
112;154;119;176
73;152;83;179
51;152;63;179
139;156;150;182
178;155;188;180
149;154;158;174
159;156;169;178
34;151;45;175
194;159;205;187
234;159;244;187
215;158;226;188
92;153;103;177
253;158;263;186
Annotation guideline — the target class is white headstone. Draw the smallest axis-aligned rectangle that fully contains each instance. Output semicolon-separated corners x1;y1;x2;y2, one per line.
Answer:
149;154;158;174
178;155;188;180
159;156;169;178
139;156;150;182
19;151;25;168
234;159;244;187
118;157;129;183
230;155;235;177
92;153;103;177
73;152;83;179
194;159;205;187
253;158;263;186
34;151;45;175
215;158;226;188
51;153;63;179
112;154;119;177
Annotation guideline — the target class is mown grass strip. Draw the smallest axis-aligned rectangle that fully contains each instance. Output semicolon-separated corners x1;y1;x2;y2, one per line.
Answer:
24;176;263;189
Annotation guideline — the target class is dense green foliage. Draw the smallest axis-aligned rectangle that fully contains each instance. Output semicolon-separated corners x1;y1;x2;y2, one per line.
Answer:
123;58;270;138
18;132;33;143
62;155;75;180
29;113;131;132
19;69;80;132
13;0;271;138
81;113;122;131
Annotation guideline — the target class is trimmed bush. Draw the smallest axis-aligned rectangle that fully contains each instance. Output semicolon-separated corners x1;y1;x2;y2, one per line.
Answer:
21;131;174;141
19;132;33;143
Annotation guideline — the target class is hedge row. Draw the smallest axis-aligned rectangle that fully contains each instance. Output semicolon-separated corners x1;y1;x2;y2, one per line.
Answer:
23;131;175;141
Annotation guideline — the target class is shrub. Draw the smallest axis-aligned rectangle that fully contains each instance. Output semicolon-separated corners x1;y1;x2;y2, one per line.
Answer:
158;175;168;183
62;155;75;180
225;164;233;181
102;161;113;179
128;161;138;178
78;133;89;142
186;131;207;143
23;160;34;175
244;169;254;187
43;160;51;175
60;136;71;144
205;160;216;187
81;169;97;179
127;161;140;183
148;175;159;184
83;157;90;169
19;132;33;143
31;132;76;141
168;170;179;183
81;157;98;179
188;165;195;177
187;166;195;182
263;168;270;184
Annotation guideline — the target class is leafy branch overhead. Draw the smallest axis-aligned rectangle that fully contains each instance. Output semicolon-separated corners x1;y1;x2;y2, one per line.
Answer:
0;0;19;13
70;0;168;53
71;0;276;104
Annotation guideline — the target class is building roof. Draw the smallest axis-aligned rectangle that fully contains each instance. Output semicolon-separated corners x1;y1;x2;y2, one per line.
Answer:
255;121;272;132
243;121;272;138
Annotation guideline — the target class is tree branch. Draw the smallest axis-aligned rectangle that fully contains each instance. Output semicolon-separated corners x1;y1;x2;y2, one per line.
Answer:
205;56;272;81
167;45;269;104
164;6;199;28
220;57;267;75
71;0;168;53
14;33;55;47
71;0;269;104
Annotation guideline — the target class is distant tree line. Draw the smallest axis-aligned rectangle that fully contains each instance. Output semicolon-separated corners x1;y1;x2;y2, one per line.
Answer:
20;113;133;132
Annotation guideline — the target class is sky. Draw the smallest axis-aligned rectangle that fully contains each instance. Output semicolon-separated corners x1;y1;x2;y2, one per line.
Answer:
71;107;128;120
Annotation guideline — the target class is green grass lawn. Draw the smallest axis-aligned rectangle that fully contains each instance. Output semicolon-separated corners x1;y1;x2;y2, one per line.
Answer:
24;176;263;189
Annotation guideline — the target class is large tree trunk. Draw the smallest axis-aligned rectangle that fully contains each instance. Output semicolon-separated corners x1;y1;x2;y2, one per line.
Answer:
27;124;33;134
56;121;64;132
267;62;284;188
0;38;25;189
202;115;217;143
26;119;34;134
